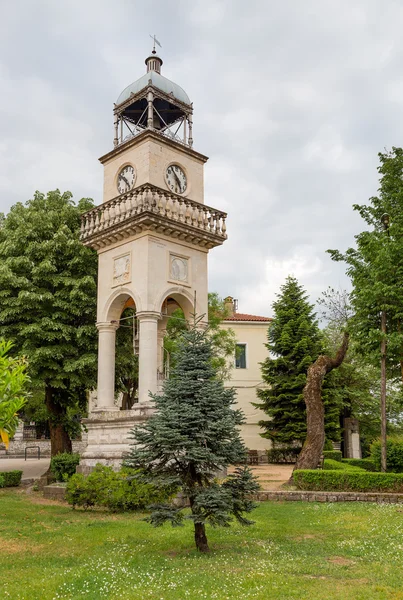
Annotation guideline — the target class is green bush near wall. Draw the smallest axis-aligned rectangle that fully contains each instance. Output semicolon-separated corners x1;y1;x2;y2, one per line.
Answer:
371;438;403;472
342;458;377;472
323;459;364;472
323;450;342;462
0;470;23;487
294;469;403;492
66;464;176;512
50;453;80;482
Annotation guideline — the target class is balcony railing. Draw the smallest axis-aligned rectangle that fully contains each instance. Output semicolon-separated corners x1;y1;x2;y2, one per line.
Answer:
80;184;227;250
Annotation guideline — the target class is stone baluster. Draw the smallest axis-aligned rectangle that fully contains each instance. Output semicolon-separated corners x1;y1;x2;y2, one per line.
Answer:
191;205;198;227
197;207;203;229
171;196;179;221
158;191;166;216
94;210;101;232
178;199;185;222
221;215;227;237
203;208;209;230
88;212;95;236
143;186;151;210
137;189;144;213
185;201;192;225
104;204;110;228
80;217;86;238
209;211;215;233
109;201;115;224
215;213;221;235
166;194;172;219
113;199;120;224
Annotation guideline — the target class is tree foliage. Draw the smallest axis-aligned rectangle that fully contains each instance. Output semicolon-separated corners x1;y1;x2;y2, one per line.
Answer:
328;147;403;380
0;339;29;448
124;321;259;553
255;276;326;445
0;190;98;455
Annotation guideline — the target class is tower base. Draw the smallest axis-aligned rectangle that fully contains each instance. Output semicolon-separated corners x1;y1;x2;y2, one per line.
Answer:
77;404;155;475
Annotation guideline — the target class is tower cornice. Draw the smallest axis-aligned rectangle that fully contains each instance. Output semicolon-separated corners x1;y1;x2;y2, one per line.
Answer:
99;129;208;166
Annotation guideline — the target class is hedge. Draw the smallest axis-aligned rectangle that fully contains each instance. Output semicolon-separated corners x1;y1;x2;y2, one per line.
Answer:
294;469;403;492
323;459;363;472
0;474;4;488
65;464;176;512
50;453;80;482
267;447;301;464
342;458;377;472
371;438;403;472
322;450;342;462
0;470;23;487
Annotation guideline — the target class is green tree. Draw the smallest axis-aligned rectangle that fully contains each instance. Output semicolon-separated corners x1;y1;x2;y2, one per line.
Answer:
0;339;29;448
163;293;237;380
0;190;98;455
255;276;325;445
124;321;259;553
328;147;403;378
115;307;139;409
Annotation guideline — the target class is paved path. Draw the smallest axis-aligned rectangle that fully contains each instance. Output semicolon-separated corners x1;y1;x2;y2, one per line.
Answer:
0;458;50;480
229;464;294;490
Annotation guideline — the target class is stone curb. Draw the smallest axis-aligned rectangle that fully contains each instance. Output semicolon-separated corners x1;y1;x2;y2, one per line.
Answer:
252;490;403;503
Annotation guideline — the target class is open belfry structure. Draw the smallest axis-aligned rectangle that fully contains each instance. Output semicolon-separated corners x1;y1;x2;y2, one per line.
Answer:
78;46;227;471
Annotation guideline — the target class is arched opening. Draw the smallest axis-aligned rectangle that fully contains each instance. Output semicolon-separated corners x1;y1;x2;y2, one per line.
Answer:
157;292;195;385
115;297;139;410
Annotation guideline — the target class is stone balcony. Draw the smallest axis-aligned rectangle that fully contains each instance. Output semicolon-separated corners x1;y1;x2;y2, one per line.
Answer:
80;184;227;250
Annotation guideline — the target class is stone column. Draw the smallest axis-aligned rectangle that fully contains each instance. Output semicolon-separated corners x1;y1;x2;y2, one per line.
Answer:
137;311;160;403
147;91;154;129
95;322;119;411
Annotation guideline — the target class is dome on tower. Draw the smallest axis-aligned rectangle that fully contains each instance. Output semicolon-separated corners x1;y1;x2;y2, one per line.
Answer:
116;53;191;106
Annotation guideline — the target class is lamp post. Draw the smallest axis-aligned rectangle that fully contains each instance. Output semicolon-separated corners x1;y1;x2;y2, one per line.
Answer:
380;213;390;473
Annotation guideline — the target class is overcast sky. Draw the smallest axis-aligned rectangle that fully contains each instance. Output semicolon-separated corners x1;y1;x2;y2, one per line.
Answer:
1;0;402;317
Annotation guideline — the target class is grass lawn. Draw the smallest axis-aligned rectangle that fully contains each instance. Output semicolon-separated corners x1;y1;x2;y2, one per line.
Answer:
1;489;403;600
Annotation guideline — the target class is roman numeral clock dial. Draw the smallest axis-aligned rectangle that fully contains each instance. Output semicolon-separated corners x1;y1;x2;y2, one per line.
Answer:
117;165;136;194
166;164;187;194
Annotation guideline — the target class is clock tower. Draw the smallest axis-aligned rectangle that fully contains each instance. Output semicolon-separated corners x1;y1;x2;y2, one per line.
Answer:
78;47;228;470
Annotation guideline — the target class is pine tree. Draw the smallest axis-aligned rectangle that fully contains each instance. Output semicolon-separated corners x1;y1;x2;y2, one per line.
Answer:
124;321;259;553
0;190;98;455
255;276;323;446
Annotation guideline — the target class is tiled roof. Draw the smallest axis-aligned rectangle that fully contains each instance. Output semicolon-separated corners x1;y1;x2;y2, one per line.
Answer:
223;313;272;322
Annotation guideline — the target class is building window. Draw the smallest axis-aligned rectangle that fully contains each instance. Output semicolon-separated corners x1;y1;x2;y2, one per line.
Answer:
235;344;247;369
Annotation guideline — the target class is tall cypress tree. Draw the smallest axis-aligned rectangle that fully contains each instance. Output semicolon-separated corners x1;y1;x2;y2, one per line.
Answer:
255;276;323;446
124;321;259;553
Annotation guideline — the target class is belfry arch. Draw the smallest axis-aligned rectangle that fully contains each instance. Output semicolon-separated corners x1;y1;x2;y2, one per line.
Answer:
78;46;227;471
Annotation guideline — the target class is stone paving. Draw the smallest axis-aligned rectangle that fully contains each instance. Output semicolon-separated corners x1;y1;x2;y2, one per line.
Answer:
0;457;50;481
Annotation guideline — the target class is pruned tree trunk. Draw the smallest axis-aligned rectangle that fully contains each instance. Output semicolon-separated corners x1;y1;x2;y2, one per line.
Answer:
293;332;349;472
45;386;72;457
194;522;210;553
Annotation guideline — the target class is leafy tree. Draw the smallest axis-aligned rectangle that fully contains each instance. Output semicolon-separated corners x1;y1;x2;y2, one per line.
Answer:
0;339;29;448
163;293;237;380
115;308;139;409
328;147;403;379
124;321;259;553
255;276;324;445
0;190;98;455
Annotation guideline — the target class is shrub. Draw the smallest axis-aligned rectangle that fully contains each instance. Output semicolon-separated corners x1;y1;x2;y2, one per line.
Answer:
342;458;377;472
267;447;301;464
371;438;403;472
50;452;80;482
294;469;403;492
323;459;363;472
0;474;4;488
0;470;23;487
65;464;175;512
323;450;342;462
323;439;335;451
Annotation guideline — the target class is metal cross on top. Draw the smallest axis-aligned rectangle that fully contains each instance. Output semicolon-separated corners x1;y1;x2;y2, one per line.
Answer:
149;34;162;53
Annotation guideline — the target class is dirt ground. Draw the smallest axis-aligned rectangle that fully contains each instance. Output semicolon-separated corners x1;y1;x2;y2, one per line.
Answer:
229;464;294;490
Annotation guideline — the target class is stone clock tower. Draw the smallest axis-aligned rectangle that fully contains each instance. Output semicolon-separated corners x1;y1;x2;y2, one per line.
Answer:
78;47;227;470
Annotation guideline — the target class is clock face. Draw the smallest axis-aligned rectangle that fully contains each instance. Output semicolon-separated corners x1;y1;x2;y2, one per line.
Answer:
117;165;136;194
166;164;187;194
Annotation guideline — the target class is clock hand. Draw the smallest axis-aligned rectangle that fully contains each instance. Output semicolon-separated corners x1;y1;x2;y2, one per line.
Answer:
172;171;181;190
120;176;130;187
